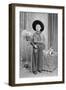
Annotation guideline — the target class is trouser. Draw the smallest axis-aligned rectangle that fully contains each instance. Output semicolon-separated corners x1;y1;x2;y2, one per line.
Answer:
32;48;43;72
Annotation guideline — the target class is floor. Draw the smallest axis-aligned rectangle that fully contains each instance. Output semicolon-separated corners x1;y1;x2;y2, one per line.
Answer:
20;66;58;78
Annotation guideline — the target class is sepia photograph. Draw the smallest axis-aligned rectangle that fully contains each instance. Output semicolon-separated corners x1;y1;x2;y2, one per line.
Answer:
9;4;64;86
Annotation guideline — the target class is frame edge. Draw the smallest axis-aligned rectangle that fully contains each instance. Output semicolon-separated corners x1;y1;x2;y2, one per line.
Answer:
9;4;15;86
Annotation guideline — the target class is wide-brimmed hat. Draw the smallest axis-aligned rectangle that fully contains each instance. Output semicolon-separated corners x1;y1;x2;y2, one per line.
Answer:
32;20;44;32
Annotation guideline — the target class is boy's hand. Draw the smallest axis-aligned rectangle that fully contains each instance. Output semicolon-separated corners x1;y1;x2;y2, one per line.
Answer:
34;45;38;48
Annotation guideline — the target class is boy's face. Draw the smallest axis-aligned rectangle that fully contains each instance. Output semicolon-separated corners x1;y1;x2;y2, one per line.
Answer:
36;24;41;33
